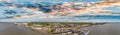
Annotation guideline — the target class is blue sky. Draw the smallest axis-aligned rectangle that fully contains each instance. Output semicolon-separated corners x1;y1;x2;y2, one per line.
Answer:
0;0;120;22
2;0;101;3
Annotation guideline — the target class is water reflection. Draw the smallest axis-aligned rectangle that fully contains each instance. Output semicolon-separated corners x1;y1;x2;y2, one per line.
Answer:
0;23;49;35
0;23;120;35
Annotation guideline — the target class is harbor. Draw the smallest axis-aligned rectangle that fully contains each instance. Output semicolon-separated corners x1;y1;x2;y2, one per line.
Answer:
0;22;120;35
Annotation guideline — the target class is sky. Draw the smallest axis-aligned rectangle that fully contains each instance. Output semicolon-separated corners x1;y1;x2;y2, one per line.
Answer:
0;0;120;22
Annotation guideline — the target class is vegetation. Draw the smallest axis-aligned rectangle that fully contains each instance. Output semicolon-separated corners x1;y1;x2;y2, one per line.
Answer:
27;22;52;26
26;22;105;34
27;22;100;26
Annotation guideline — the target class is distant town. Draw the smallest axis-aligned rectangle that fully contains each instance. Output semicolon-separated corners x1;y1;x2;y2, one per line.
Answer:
0;0;120;35
14;22;106;35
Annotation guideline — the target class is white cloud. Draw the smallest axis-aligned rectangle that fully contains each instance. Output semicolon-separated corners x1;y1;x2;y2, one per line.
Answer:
119;7;120;9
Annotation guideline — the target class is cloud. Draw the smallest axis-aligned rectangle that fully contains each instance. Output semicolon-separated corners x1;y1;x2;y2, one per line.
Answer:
119;7;120;9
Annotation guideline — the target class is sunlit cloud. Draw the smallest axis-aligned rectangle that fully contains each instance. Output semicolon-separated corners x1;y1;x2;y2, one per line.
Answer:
0;0;120;22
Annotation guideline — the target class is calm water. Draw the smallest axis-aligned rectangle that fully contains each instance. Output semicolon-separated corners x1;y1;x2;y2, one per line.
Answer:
0;23;120;35
0;23;49;35
86;23;120;35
